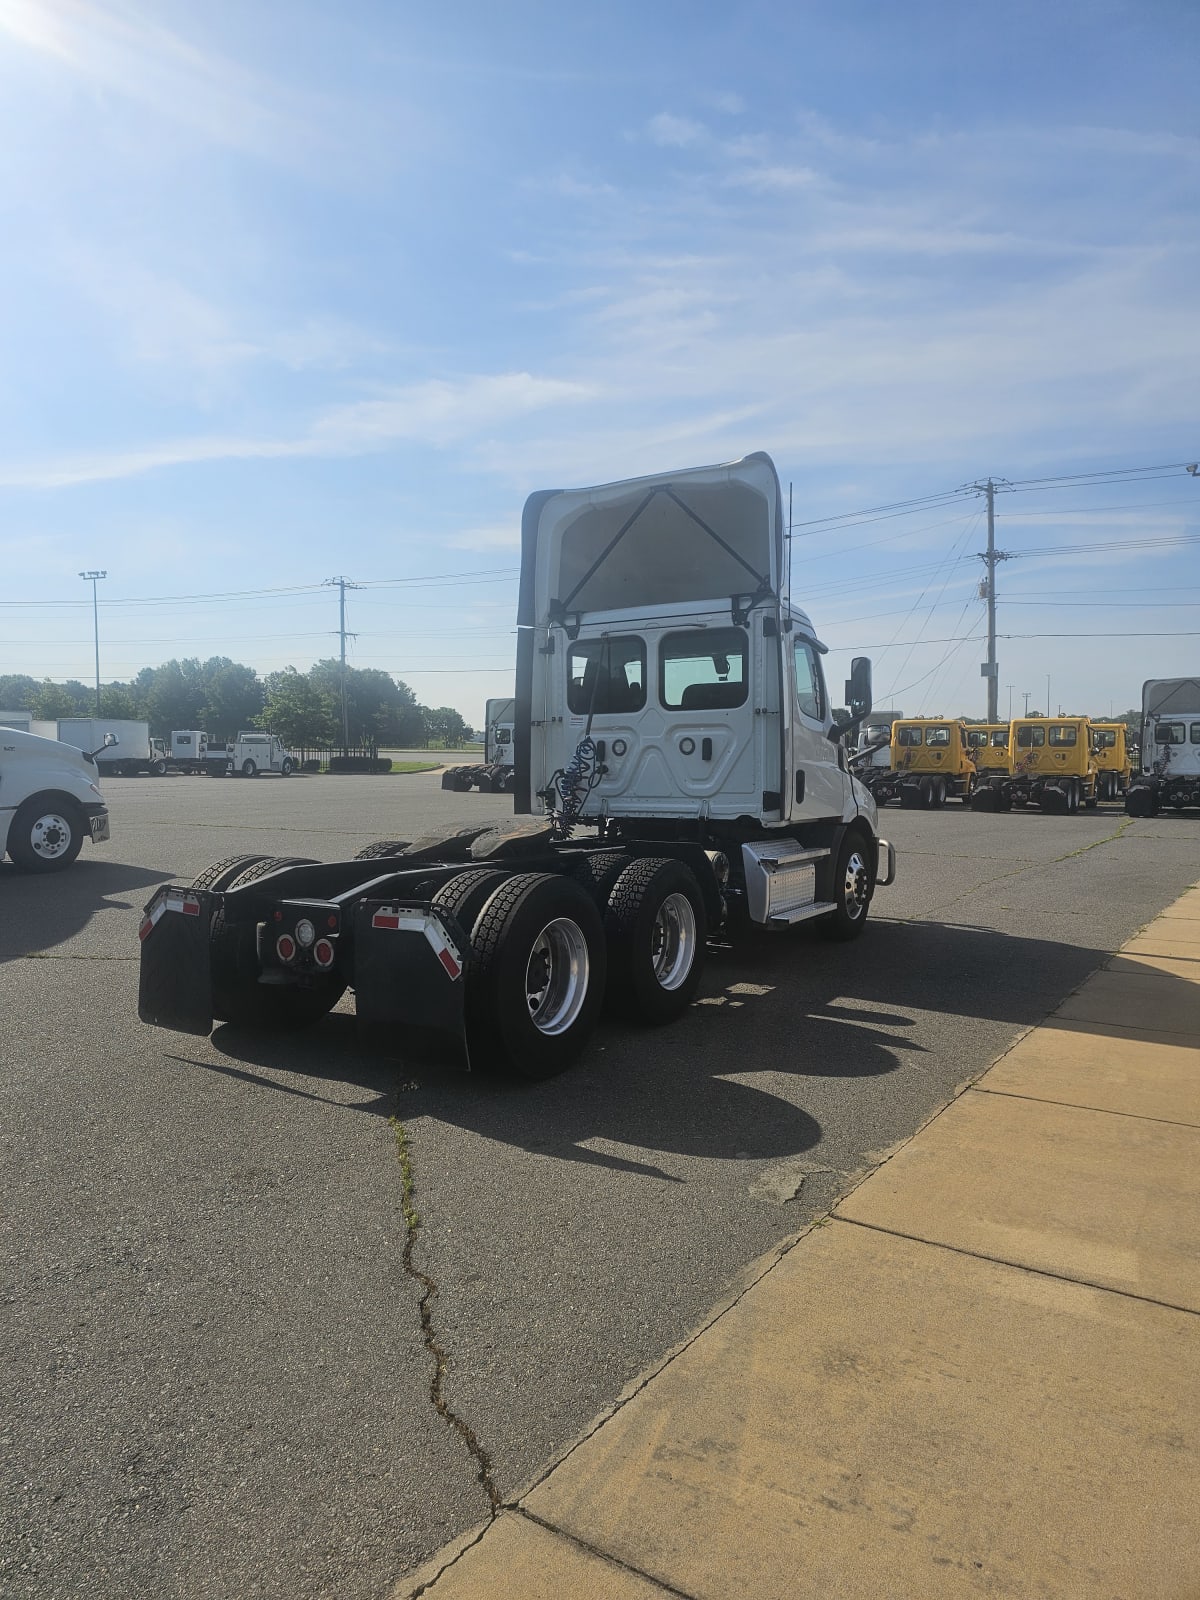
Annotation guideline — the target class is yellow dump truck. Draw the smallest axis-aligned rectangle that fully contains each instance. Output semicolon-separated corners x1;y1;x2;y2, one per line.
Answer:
861;718;977;808
971;716;1098;813
965;724;1012;776
1090;722;1132;801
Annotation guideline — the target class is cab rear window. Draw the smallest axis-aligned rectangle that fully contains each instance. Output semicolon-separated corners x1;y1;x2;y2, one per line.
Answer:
567;637;647;715
1155;722;1185;745
926;725;950;747
1049;725;1077;747
896;726;922;746
1016;725;1045;748
660;627;748;711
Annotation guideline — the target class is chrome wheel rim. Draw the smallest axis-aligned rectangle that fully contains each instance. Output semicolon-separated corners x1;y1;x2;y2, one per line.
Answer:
525;918;589;1035
31;812;73;860
651;892;697;990
843;850;869;920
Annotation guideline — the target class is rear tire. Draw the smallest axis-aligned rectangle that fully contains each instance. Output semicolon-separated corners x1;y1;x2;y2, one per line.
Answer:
430;867;508;941
603;857;707;1023
353;839;412;860
280;758;294;777
466;873;605;1079
241;760;258;779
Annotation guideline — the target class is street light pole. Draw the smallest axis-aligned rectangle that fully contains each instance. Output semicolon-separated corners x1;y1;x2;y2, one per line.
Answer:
1023;691;1030;716
79;570;107;715
1006;684;1013;720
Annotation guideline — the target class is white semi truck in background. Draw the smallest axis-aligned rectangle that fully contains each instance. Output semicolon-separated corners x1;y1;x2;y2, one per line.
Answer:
440;697;517;792
1126;677;1200;815
0;726;112;871
138;452;895;1080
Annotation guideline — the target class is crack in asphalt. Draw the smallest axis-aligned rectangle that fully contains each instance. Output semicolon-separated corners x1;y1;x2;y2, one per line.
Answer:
390;1116;502;1541
893;813;1137;921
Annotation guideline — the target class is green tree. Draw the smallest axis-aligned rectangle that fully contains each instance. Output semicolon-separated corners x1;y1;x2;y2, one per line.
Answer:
0;674;39;710
99;683;141;719
31;680;81;720
259;668;337;752
423;706;470;747
308;660;420;750
200;658;263;741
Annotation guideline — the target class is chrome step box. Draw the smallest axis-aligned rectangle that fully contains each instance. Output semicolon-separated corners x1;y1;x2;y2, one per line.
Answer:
741;841;829;926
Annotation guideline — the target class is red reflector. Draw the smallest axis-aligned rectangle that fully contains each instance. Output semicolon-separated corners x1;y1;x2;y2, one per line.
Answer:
436;946;462;980
274;909;283;921
276;934;297;963
182;897;201;916
372;911;400;930
327;914;338;929
313;939;335;968
138;917;152;942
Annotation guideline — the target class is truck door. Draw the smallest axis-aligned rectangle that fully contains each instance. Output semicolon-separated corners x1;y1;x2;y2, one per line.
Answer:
789;635;847;820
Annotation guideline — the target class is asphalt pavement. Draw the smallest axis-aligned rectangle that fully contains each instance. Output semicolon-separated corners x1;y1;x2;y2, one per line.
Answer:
2;772;1197;1600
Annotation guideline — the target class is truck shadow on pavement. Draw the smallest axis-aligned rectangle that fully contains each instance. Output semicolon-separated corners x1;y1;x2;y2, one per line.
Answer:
199;911;1148;1176
0;859;173;964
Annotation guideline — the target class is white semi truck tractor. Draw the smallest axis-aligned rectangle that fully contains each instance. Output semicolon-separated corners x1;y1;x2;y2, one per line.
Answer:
441;697;517;792
1;727;112;871
1126;677;1200;815
137;453;895;1078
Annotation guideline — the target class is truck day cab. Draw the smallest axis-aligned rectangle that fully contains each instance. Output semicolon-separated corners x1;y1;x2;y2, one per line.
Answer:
1;728;112;871
138;453;896;1079
1126;678;1200;815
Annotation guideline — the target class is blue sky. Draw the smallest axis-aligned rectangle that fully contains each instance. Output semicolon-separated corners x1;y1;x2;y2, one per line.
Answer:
0;0;1197;725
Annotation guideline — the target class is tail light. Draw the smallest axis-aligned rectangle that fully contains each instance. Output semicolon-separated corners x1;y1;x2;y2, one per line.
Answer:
313;938;335;969
276;933;297;963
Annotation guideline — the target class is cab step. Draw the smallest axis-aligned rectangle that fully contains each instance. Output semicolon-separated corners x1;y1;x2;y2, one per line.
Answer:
741;841;831;926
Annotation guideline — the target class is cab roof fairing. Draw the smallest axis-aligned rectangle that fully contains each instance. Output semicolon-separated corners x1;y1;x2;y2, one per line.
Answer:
516;453;785;633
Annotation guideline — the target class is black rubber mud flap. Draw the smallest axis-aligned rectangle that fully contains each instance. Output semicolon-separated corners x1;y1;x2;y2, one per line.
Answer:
354;901;468;1059
137;885;214;1035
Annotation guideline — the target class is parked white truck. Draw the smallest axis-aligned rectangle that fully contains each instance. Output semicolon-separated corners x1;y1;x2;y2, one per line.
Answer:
137;452;895;1079
1;727;112;871
224;732;295;778
170;730;211;774
1126;677;1200;815
441;696;517;792
52;719;168;777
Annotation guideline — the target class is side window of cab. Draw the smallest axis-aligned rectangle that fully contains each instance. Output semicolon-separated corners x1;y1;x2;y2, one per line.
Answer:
793;639;825;722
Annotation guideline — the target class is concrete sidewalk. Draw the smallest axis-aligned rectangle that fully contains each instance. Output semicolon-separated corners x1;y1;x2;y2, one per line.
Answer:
398;884;1200;1600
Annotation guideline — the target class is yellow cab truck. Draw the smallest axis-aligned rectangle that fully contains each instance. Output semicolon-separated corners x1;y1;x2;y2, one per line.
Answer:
859;717;977;809
1090;722;1132;801
971;715;1098;813
965;723;1011;777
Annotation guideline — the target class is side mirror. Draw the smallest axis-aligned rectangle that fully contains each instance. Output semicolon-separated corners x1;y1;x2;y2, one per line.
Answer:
844;657;872;724
103;732;119;748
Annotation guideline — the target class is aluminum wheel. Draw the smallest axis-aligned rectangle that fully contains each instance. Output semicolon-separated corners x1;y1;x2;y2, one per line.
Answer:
30;811;75;861
650;891;698;990
842;849;870;921
525;917;590;1035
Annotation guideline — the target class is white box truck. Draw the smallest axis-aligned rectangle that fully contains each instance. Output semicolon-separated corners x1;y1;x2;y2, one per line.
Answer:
1;727;112;871
54;719;168;777
137;451;895;1081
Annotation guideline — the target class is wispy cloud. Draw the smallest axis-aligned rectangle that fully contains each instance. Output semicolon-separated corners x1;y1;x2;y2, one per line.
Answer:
647;111;705;147
0;372;595;489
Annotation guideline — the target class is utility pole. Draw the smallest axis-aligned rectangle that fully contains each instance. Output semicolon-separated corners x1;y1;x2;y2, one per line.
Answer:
324;576;358;755
79;570;107;714
968;478;1011;722
1023;691;1030;716
1006;684;1013;720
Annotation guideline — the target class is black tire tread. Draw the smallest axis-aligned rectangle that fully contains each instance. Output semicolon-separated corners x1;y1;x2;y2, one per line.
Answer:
354;839;412;860
604;856;706;1023
189;854;273;892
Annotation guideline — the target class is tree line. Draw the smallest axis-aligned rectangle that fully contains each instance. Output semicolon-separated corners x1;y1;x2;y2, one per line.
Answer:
0;658;472;751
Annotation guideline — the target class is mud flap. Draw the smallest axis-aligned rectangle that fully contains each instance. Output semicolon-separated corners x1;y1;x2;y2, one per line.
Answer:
353;902;468;1058
138;886;214;1035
